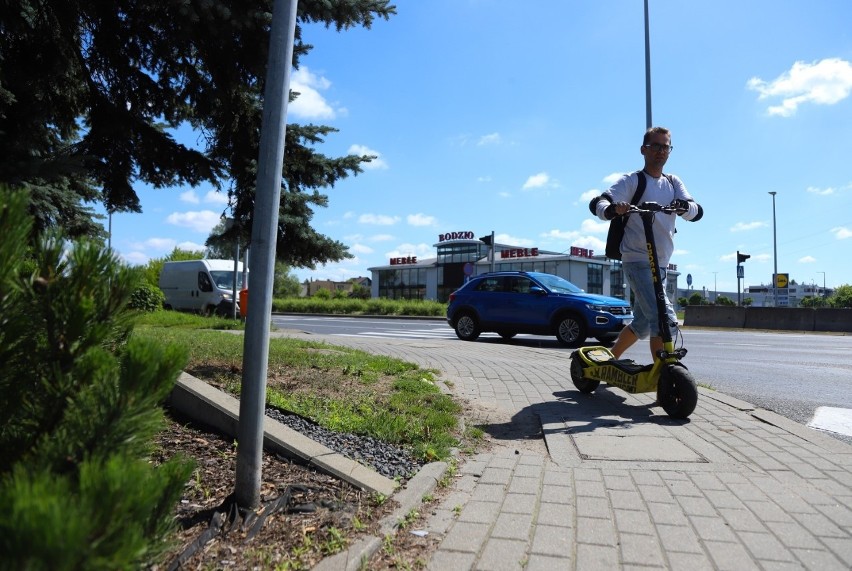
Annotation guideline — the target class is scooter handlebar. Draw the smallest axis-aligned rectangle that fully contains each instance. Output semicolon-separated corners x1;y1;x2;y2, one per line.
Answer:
629;201;688;215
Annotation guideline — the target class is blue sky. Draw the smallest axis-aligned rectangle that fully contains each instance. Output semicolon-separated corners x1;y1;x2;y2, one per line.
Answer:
104;0;852;295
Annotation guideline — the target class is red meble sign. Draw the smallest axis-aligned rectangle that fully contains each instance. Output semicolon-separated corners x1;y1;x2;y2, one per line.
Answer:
389;256;417;265
501;248;539;259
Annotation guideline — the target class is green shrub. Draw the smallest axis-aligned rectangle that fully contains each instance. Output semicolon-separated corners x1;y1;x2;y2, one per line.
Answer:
0;189;194;569
128;282;165;312
312;288;332;299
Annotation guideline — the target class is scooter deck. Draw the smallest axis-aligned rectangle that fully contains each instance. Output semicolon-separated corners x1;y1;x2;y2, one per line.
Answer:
573;346;656;393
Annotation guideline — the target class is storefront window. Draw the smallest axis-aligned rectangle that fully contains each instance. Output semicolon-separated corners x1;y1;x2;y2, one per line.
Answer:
610;264;625;299
377;268;426;299
587;263;603;294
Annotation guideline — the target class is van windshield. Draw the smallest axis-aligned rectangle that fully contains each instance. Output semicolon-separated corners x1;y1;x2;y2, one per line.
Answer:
210;271;245;290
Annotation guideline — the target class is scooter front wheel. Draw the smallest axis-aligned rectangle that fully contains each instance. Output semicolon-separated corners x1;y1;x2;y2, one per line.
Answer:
570;352;600;393
658;364;698;419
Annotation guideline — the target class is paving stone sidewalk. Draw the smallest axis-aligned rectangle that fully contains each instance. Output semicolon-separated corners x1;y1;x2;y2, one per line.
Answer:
274;331;852;570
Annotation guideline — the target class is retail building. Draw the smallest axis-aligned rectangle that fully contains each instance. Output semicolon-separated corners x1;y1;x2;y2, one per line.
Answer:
367;231;682;303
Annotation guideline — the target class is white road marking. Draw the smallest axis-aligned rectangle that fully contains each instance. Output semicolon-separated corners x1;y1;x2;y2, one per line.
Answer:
807;407;852;437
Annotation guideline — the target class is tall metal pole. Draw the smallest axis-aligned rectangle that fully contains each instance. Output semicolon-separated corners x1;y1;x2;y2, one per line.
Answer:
235;0;299;510
769;191;778;307
644;0;652;129
818;271;826;298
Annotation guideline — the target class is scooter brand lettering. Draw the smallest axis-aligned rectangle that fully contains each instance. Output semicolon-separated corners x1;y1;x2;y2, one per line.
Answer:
647;242;658;284
588;365;637;392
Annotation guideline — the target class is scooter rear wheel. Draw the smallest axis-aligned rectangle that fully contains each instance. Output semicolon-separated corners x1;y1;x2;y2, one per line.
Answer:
658;364;698;419
570;353;600;393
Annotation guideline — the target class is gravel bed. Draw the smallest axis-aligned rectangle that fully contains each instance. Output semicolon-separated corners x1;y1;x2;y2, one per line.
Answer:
265;407;424;480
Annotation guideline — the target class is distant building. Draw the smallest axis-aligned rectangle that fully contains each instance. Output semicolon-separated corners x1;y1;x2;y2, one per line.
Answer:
677;281;832;308
301;277;372;297
366;231;682;303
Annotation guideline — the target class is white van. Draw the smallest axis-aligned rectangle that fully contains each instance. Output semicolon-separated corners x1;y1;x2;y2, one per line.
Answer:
158;259;246;315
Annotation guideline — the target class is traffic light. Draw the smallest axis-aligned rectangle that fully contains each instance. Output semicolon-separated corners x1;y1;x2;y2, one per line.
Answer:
737;251;750;264
479;235;493;246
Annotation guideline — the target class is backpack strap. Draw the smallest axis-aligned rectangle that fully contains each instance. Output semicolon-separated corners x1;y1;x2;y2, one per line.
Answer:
630;170;647;206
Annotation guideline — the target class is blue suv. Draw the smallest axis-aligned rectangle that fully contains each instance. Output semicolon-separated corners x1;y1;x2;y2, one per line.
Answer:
446;271;632;346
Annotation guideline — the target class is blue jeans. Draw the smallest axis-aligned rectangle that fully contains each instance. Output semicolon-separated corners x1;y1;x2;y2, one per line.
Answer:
623;260;677;339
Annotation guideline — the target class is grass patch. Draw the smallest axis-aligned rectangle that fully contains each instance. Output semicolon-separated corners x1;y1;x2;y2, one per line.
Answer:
134;319;461;461
134;309;246;330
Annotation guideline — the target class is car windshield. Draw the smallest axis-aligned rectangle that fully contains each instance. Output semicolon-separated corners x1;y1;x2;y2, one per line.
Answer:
534;274;583;294
210;270;245;290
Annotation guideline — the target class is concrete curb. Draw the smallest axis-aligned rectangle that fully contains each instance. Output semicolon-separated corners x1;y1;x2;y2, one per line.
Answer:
167;371;452;570
313;461;449;571
168;372;398;497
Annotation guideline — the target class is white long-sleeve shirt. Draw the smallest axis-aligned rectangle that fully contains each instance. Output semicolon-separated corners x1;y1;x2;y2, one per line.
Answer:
595;171;701;266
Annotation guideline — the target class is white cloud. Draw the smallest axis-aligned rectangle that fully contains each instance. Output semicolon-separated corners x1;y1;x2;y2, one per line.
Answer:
730;221;767;232
176;241;207;252
832;226;852;239
747;58;852;116
288;66;338;120
581;189;600;202
122;251;149;266
477;132;502;146
603;172;624;185
798;256;817;263
385;243;433;258
477;176;492;183
359;213;400;226
522;172;551;190
580;219;609;234
540;229;581;241
496;233;534;247
180;190;200;204
370;234;395;242
349;243;373;255
129;237;176;251
348;144;389;170
204;190;229;205
806;186;836;196
165;210;221;233
407;213;436;227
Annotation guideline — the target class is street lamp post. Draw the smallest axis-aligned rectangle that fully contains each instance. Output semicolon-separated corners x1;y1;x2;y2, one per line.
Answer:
643;0;652;129
769;191;778;307
817;271;826;299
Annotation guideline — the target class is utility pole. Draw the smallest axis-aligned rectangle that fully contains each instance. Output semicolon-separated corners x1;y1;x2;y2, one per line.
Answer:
643;0;652;129
235;0;299;511
769;192;778;307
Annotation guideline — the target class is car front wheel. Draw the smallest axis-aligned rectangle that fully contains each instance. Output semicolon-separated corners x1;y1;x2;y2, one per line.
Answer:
454;313;481;341
555;314;586;347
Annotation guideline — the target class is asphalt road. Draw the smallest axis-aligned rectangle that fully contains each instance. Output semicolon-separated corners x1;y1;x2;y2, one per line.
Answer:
271;314;852;442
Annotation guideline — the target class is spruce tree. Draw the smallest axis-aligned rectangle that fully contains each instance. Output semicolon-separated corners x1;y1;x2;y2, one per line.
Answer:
0;1;396;268
0;189;194;569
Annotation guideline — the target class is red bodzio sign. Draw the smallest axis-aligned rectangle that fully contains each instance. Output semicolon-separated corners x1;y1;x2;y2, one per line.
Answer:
438;231;475;241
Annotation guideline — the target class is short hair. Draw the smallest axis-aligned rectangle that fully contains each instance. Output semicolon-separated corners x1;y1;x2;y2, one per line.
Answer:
643;126;670;145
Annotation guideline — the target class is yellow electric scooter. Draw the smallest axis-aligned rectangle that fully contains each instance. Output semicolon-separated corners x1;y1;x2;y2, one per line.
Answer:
570;202;698;419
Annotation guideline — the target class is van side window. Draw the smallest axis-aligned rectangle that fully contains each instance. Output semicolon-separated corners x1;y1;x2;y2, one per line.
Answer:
198;272;213;292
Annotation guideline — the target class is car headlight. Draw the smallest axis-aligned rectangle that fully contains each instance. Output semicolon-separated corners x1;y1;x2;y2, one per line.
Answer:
222;293;233;300
585;304;607;312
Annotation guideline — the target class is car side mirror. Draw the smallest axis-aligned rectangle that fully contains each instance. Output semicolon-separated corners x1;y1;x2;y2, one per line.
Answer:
529;286;546;295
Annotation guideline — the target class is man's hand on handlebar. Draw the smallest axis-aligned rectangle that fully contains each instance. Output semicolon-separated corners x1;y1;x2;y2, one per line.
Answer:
604;201;632;219
669;199;689;215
